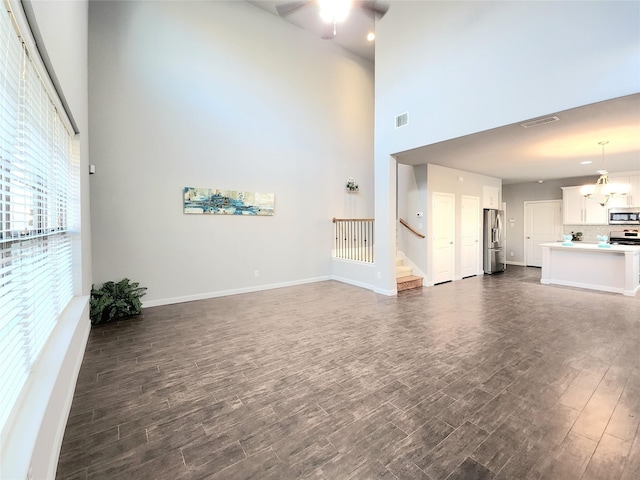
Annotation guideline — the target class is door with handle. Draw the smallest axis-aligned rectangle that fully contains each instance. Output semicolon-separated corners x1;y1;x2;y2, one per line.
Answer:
432;192;456;284
525;200;562;267
461;195;480;278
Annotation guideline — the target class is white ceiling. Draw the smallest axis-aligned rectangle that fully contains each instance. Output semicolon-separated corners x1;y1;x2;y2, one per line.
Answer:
247;0;382;61
246;1;640;185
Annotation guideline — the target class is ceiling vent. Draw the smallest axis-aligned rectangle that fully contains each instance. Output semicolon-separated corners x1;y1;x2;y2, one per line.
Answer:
520;116;560;128
395;112;408;128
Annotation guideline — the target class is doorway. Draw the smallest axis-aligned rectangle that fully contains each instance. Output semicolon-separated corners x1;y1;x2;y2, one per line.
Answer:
461;195;480;278
432;192;455;284
524;200;562;267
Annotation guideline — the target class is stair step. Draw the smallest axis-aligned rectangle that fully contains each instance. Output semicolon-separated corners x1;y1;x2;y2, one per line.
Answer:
396;265;412;278
396;257;404;266
397;275;423;292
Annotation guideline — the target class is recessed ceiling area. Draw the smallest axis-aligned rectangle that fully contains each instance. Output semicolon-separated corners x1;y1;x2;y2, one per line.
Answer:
395;94;640;185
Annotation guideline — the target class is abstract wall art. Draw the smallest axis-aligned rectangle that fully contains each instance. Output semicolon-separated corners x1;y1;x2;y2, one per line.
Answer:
183;187;275;216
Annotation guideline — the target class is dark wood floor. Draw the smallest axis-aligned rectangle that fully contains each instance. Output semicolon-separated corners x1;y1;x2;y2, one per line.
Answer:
56;267;640;480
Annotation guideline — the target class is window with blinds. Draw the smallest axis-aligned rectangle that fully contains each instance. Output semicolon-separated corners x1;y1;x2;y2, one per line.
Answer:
0;5;77;433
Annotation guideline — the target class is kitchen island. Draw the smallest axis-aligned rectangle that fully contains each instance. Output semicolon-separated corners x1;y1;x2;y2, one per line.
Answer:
540;242;640;296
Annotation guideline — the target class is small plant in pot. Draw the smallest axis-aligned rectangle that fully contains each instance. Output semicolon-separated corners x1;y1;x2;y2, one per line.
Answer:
90;278;147;326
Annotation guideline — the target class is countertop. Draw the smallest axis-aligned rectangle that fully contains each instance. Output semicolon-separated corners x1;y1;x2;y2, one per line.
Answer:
541;242;640;253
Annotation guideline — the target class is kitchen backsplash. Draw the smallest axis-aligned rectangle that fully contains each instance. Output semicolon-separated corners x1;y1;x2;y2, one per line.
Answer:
563;225;618;243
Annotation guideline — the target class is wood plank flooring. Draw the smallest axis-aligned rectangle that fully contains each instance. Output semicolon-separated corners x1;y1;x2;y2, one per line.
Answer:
56;266;640;479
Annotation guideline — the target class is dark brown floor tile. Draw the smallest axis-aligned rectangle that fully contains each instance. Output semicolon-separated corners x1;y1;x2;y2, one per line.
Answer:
89;448;187;480
387;457;433;480
347;456;398;479
207;448;281;480
390;390;456;435
539;431;597;480
469;390;522;433
472;413;539;473
416;421;489;479
183;440;246;476
55;269;640;480
385;416;454;466
445;456;494;480
582;433;631;480
493;437;553;480
620;432;640;480
437;388;495;428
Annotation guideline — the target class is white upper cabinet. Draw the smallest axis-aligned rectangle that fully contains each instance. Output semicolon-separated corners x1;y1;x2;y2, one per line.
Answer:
483;185;500;209
608;175;640;207
561;186;607;225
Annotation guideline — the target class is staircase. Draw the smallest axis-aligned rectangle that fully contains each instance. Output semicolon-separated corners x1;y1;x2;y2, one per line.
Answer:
396;256;423;292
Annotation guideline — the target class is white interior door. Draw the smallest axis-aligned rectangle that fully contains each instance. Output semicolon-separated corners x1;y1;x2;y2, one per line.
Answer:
432;192;455;284
461;195;480;278
525;200;562;267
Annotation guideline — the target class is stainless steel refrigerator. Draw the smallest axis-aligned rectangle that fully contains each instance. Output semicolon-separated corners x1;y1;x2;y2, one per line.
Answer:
483;208;506;274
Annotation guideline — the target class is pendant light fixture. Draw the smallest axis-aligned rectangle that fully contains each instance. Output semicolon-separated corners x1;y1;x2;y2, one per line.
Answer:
580;141;629;206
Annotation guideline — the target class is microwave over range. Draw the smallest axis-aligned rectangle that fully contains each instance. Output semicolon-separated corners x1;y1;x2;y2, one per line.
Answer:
608;207;640;225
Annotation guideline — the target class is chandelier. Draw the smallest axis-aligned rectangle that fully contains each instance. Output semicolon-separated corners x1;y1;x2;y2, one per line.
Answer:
580;141;629;206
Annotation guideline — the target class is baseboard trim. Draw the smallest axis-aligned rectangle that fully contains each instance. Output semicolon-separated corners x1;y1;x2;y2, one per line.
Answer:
142;276;330;308
330;275;376;292
507;261;526;266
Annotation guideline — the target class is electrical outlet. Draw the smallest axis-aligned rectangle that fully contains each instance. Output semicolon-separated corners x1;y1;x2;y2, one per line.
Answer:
510;252;514;257
254;270;259;278
418;223;423;229
377;272;381;279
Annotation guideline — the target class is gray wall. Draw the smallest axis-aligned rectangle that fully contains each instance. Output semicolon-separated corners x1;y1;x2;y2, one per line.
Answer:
89;1;374;304
503;176;595;263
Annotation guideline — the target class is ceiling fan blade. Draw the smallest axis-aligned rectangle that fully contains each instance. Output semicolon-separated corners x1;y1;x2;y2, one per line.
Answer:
276;1;310;18
357;1;389;19
320;22;336;39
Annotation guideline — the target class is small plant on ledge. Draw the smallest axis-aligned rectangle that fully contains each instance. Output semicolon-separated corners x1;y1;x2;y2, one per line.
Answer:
346;177;359;192
90;278;147;326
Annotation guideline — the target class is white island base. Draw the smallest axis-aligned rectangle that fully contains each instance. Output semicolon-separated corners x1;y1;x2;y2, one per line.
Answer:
541;243;640;296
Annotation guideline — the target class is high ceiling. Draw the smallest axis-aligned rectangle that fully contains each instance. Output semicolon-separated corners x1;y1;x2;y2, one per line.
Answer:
247;1;640;185
247;0;383;61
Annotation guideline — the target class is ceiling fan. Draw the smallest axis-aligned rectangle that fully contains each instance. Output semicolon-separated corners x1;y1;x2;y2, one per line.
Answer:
276;0;389;39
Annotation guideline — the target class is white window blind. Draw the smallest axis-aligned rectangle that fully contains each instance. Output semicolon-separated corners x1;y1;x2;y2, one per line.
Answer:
0;4;76;434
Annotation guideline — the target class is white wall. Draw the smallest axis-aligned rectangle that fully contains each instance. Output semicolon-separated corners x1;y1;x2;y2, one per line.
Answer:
88;1;375;304
376;1;640;154
397;163;427;273
426;164;501;283
374;1;640;290
502;176;591;263
1;1;91;479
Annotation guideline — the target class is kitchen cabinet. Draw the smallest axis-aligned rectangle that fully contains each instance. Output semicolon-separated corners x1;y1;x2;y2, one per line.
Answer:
561;186;607;225
483;185;500;208
608;175;640;207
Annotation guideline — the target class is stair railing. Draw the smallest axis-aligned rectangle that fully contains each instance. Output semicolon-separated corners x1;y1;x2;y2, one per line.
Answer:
399;218;425;239
332;218;374;263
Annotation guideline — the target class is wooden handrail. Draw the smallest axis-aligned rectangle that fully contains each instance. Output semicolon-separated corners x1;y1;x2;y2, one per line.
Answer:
333;217;375;223
399;218;425;238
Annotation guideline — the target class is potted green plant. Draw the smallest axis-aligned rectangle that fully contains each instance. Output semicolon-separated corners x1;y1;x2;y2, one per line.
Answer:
90;278;147;326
